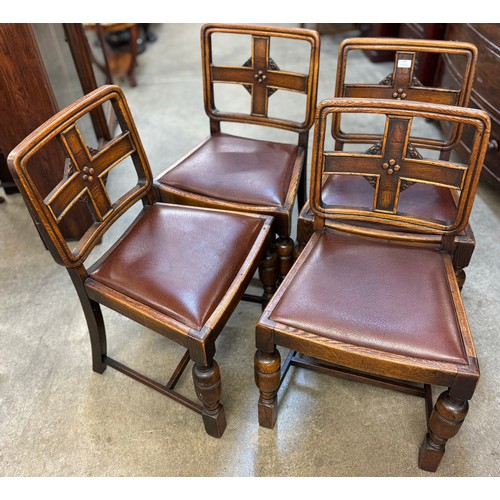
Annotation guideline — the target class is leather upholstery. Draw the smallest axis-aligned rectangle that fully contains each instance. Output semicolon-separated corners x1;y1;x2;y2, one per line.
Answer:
270;231;468;365
89;203;264;330
321;174;458;222
155;132;299;207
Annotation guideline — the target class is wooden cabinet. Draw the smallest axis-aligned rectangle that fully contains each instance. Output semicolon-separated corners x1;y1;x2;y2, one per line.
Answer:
398;24;446;86
0;23;112;236
358;24;401;61
0;24;95;237
434;24;500;189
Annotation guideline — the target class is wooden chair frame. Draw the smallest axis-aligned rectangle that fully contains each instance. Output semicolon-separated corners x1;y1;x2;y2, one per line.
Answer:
84;23;139;88
296;38;478;286
165;23;321;215
8;85;273;438
153;24;320;301
256;98;490;471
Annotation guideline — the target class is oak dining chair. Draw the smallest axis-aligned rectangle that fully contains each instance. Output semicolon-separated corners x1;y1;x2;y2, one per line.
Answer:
153;24;320;302
8;85;273;438
256;97;490;471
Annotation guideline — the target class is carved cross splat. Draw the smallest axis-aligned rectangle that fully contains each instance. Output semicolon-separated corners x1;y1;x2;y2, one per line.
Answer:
45;124;135;223
364;140;422;191
324;116;467;213
344;52;460;106
210;35;308;117
242;56;280;97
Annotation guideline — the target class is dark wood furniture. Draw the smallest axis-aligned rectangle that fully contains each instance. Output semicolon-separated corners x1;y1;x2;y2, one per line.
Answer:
357;24;401;61
84;23;139;87
63;23;114;143
153;24;320;300
397;24;446;86
434;24;500;189
296;38;479;287
0;23;93;238
255;97;490;472
8;85;273;438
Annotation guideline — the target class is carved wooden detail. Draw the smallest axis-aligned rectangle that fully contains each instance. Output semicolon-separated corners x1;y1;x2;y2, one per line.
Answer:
210;34;308;119
324;115;467;216
242;56;280;97
333;38;477;151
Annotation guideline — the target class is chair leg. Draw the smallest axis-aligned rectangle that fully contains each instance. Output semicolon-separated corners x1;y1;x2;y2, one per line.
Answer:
455;268;466;291
78;295;107;374
259;233;279;304
254;348;281;429
295;211;313;262
418;390;469;472
297;166;307;211
293;241;305;261
192;360;226;438
68;269;107;373
277;236;294;280
85;299;107;374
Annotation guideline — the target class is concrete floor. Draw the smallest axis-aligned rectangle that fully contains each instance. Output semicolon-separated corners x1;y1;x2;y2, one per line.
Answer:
1;23;499;479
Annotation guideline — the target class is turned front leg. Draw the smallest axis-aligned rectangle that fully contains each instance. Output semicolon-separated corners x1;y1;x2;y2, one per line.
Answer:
254;349;281;429
277;236;294;280
455;268;466;290
418;390;469;472
192;360;226;438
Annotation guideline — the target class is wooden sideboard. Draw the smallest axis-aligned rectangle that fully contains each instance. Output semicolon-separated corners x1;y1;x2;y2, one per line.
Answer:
434;24;500;189
0;24;112;234
358;23;500;190
0;24;93;237
398;23;446;86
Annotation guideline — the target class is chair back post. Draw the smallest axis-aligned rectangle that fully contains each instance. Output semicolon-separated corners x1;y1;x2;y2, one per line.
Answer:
310;98;491;245
8;84;156;268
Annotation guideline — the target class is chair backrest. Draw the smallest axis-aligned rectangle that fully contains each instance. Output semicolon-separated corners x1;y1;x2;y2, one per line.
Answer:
201;23;320;135
332;38;478;152
8;85;155;268
310;98;490;240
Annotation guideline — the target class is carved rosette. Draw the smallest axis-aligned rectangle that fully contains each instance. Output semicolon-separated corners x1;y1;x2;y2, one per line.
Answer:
363;141;422;191
242;56;280;97
64;145;100;203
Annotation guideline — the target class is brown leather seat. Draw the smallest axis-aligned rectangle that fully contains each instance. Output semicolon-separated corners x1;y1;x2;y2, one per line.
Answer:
158;133;298;208
88;203;265;330
255;98;490;472
270;231;468;365
297;176;475;278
